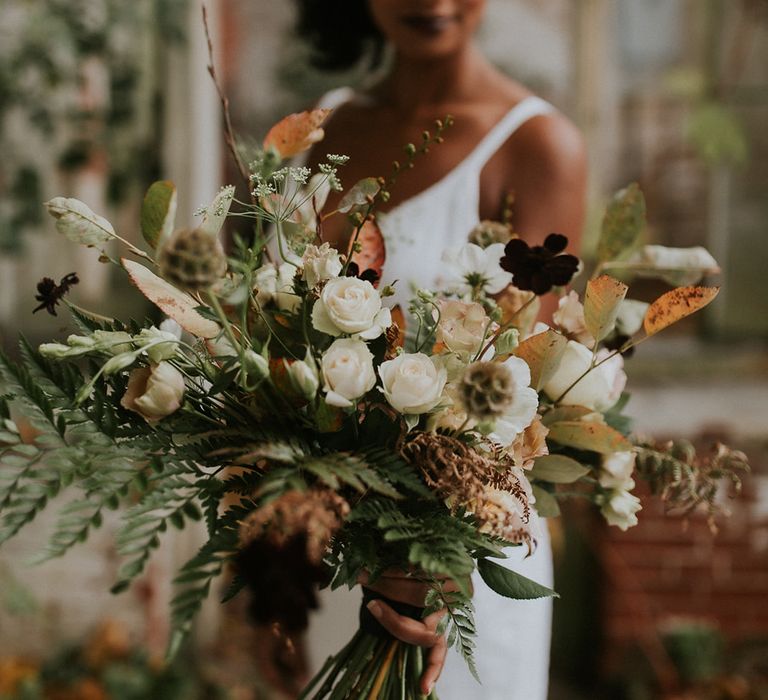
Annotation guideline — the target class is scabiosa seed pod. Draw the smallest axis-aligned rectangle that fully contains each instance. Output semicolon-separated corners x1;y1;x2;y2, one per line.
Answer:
468;220;513;248
459;361;516;420
157;227;227;292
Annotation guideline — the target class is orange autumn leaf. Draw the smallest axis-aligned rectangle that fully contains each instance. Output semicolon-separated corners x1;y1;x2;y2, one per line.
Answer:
348;219;386;286
263;108;331;158
643;286;720;337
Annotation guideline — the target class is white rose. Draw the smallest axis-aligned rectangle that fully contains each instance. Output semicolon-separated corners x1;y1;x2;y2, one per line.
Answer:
138;326;181;363
599;451;636;490
120;361;185;422
254;262;299;312
379;353;447;415
302;242;343;288
321;338;376;407
285;354;320;400
552;291;593;346
601;489;642;531
312;276;391;340
436;300;491;356
542;340;626;411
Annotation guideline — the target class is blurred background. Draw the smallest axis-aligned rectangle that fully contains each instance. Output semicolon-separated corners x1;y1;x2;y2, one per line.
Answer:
0;0;767;698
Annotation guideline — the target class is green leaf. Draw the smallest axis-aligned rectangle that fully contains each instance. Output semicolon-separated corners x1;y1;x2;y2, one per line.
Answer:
583;275;628;343
141;180;177;249
532;485;561;517
541;405;594;427
44;197;116;247
338;178;381;213
530;455;591;484
478;558;558;599
547;420;632;454
596;183;646;264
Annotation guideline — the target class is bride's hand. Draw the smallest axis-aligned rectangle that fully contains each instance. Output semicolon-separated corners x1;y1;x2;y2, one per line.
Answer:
357;570;466;695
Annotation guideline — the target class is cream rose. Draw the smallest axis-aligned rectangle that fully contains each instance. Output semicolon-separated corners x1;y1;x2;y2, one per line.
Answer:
542;340;626;411
285;355;320;400
120;362;185;422
320;338;376;408
436;300;491;356
601;489;642;531
599;451;636;490
312;276;391;340
379;353;447;415
254;262;300;312
302;242;343;288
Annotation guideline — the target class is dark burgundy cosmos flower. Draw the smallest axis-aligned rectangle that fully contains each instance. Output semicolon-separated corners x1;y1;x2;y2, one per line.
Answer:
33;272;79;315
500;233;579;295
345;261;380;285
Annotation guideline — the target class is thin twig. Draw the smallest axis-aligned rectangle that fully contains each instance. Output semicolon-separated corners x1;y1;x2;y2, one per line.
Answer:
202;5;250;191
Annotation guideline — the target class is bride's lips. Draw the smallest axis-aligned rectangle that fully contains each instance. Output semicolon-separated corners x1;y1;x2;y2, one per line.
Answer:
400;14;458;37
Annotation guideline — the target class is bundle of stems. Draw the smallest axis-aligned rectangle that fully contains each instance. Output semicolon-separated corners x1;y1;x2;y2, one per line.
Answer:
300;630;437;700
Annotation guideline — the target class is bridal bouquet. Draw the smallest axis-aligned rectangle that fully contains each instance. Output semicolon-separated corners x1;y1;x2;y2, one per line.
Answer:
0;107;747;700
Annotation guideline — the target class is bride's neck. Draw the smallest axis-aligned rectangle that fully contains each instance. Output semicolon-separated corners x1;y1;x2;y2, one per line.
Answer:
377;44;494;111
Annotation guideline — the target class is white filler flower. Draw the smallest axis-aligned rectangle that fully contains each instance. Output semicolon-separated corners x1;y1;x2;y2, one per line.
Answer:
120;362;185;422
442;243;512;298
489;356;540;446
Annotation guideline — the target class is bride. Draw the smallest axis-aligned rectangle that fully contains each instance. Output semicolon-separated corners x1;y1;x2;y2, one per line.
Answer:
287;1;586;697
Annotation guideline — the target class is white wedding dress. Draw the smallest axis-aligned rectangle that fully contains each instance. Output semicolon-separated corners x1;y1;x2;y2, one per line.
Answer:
302;88;555;700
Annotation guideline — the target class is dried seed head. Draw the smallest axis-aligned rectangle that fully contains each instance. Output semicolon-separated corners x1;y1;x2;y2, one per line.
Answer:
157;227;227;292
459;362;516;420
238;489;350;565
468;220;513;248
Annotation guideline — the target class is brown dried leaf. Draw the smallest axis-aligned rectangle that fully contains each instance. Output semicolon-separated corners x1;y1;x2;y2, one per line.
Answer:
348;220;386;286
643;286;720;337
122;258;219;338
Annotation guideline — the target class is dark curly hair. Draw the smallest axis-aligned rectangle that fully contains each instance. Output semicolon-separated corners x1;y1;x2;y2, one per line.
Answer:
294;0;385;71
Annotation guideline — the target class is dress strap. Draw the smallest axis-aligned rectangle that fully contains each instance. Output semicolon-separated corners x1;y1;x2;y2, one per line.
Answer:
465;96;554;170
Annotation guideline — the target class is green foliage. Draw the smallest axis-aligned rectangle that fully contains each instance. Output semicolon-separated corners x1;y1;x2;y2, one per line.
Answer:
425;586;479;681
687;102;748;167
596;183;646;265
477;557;558;600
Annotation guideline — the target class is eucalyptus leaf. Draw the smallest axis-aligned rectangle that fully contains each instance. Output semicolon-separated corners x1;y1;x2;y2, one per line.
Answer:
44;197;116;247
532;485;561;517
141;180;177;249
530;454;591;484
478;558;558;600
338;178;380;213
596;183;646;264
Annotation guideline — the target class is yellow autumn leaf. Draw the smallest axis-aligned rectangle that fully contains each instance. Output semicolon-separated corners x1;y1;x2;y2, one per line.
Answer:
584;275;628;342
643;286;720;337
547;420;632;454
263;108;331;158
514;329;567;391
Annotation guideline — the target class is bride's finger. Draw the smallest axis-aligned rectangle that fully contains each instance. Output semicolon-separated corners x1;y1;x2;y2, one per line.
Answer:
421;633;448;695
366;600;442;647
